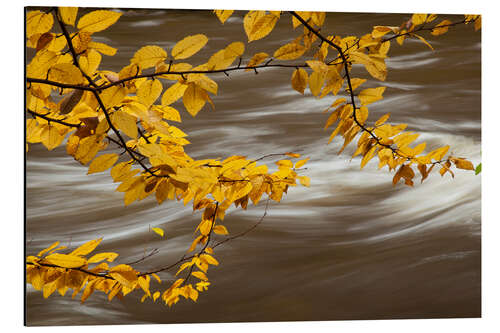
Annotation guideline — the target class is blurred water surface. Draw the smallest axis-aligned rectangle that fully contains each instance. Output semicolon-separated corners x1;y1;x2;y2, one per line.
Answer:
26;9;481;325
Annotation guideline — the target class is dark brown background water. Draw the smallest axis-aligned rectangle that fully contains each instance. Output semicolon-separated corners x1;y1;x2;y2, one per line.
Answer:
26;9;481;326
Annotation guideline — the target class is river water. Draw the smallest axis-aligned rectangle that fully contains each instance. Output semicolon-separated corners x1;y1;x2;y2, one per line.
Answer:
25;9;481;325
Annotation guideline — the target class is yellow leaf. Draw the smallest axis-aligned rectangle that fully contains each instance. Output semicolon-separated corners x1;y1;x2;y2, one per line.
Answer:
87;154;119;174
59;7;78;26
295;158;309;169
48;63;84;85
153;105;181;122
99;85;127;109
298;176;310;187
153;291;161;301
37;241;60;257
207;42;245;70
285;152;301;158
360;145;377;169
27;10;54;38
192;271;208;281
176;261;194;275
183;83;208;116
79;49;102;76
452;158;474;170
291;68;308;94
245;52;269;71
138;276;151;296
42;125;64;151
273;43;306;60
87;252;119;263
200;253;219;266
70;238;102;256
112;110;138;139
431;20;452;36
162;82;188;106
245;12;279;42
172;34;208;60
413;34;434;50
309;71;325;97
109;269;137;289
306;60;329;73
349;51;387;81
411;14;427;26
152;273;162;284
213;225;229;235
349;78;366;91
214;10;234;24
358;87;386;106
374;113;390;126
44;253;87;268
88;41;117;56
77;10;122;33
152;227;165;237
137;79;163;108
188;74;218;95
131;45;167;70
371;26;395;39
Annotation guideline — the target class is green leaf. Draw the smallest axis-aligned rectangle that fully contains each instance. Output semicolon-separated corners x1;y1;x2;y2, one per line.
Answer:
475;163;481;175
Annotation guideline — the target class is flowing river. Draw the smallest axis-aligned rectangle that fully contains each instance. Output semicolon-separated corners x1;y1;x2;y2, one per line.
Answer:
26;9;481;325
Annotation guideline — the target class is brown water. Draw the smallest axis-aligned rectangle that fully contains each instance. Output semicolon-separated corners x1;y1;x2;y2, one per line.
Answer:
25;9;481;326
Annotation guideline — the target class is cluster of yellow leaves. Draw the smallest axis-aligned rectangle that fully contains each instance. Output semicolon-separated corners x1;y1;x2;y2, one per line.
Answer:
26;237;213;306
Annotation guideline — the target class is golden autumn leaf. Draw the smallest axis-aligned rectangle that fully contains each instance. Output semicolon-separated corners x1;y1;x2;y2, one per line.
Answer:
295;158;309;169
244;12;279;42
411;14;427;26
59;7;78;26
358;87;386;106
100;86;127;110
162;82;188;106
111;110;139;139
171;34;208;60
451;158;474;170
245;52;268;71
213;224;229;235
87;154;119;174
44;253;87;268
431;20;452;36
200;253;219;266
87;252;119;263
349;51;387;81
37;241;60;257
152;227;165;237
291;68;308;94
207;42;245;70
109;269;138;288
183;83;208;116
192;271;208;281
79;49;102;76
273;43;306;60
41;125;65;151
413;34;434;50
137;79;163;108
88;41;117;56
70;238;103;256
298;176;311;187
48;63;85;85
214;10;234;24
371;26;397;39
77;10;122;33
27;11;54;38
309;71;325;97
131;45;168;69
